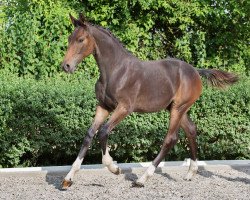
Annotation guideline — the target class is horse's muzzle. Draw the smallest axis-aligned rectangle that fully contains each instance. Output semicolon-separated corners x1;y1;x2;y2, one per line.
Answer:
62;63;76;73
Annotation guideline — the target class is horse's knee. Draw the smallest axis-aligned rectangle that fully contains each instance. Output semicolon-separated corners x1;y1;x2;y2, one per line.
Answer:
164;134;178;148
83;128;95;146
187;123;197;138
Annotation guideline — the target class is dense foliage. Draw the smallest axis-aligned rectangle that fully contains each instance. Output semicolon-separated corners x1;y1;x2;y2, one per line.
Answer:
0;0;249;167
0;0;249;77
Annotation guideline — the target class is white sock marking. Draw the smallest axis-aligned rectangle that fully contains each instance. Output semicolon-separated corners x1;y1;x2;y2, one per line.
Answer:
102;148;119;174
137;164;156;184
185;159;198;180
65;156;83;181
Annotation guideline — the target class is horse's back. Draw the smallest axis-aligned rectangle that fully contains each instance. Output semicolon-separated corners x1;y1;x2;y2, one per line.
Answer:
141;58;200;88
132;58;202;112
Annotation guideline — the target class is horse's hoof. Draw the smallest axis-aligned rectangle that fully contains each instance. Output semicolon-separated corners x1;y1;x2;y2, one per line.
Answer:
184;173;194;181
184;177;192;181
132;181;144;188
113;167;121;175
110;167;122;175
61;179;73;190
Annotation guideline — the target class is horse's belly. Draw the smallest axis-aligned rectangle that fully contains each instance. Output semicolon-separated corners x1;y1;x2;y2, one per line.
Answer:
134;93;174;113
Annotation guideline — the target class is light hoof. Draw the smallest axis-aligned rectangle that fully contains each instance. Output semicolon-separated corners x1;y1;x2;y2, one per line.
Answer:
132;181;145;188
61;179;73;190
112;167;121;175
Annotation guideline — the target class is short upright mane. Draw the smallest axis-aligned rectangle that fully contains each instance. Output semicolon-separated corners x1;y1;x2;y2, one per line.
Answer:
91;24;131;54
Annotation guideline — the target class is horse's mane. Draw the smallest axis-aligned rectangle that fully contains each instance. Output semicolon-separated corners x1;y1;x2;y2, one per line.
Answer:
91;24;132;54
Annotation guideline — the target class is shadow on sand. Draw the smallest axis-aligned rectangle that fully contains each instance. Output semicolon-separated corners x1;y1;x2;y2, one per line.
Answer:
198;166;250;185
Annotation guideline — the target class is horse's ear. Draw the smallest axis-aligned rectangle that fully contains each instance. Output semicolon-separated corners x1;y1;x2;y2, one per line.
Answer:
69;13;87;28
79;13;87;23
69;13;79;27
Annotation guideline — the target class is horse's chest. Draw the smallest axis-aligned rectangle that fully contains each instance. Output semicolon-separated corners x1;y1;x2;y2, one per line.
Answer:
95;81;117;110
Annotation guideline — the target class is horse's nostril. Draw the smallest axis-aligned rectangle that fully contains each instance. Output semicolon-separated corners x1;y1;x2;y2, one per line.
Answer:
62;63;71;72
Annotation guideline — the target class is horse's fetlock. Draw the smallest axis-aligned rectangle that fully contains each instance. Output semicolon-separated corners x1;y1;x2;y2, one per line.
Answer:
102;154;113;166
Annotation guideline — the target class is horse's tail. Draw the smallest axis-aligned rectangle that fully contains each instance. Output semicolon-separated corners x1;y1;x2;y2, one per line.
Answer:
197;69;239;88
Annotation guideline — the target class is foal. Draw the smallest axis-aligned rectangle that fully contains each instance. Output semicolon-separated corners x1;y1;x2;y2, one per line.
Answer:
61;14;238;189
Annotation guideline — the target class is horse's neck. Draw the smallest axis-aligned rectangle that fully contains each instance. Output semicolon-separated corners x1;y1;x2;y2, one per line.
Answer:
91;26;134;81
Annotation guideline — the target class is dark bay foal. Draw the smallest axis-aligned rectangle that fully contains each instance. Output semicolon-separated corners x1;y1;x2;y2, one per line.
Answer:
61;14;238;189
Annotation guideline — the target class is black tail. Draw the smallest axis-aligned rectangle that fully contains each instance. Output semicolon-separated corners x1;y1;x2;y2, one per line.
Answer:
197;69;239;88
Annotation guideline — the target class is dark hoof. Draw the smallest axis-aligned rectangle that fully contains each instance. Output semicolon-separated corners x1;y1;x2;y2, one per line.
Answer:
132;181;144;188
61;179;73;190
184;172;195;181
184;177;192;181
113;167;121;175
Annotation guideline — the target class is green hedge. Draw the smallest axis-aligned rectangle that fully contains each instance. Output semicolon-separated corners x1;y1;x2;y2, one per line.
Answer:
0;73;249;167
0;73;97;167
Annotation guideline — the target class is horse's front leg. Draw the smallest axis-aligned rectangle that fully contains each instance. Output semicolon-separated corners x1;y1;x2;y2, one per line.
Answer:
98;104;130;175
62;106;109;190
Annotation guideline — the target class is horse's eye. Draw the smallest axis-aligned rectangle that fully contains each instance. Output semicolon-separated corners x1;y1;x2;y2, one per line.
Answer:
79;38;84;43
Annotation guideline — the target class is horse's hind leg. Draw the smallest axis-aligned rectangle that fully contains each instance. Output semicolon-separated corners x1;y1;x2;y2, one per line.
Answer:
180;114;198;180
133;104;188;187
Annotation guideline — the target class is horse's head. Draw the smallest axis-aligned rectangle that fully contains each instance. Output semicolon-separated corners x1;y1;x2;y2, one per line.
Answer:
62;13;95;73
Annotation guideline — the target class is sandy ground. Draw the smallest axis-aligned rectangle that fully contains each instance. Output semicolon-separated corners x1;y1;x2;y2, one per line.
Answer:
0;165;249;200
